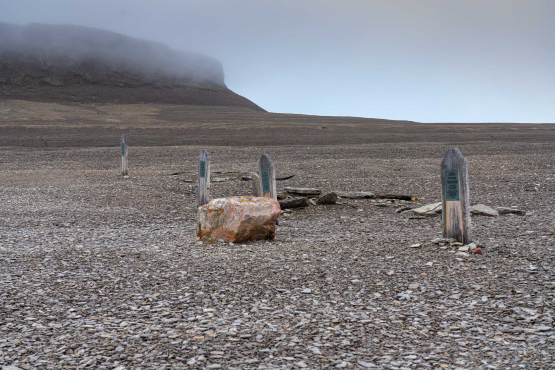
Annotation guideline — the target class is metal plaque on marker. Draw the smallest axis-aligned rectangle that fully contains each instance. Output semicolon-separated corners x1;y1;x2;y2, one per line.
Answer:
199;161;206;178
121;143;126;156
261;170;270;193
445;169;460;201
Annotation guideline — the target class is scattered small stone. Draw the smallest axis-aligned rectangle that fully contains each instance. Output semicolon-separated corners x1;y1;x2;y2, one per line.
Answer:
473;247;483;254
316;192;338;205
308;346;322;355
431;237;456;244
1;141;552;370
396;206;413;213
279;197;310;209
471;204;499;216
466;242;477;251
411;202;442;216
357;360;377;368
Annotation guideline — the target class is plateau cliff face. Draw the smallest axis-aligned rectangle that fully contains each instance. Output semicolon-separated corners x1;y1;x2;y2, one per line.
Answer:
0;23;264;111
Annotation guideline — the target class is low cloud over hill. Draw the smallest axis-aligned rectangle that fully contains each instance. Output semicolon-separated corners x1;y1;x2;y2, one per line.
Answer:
0;22;264;110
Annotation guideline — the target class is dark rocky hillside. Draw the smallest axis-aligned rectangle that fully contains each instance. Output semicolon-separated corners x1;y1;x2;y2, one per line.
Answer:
0;22;264;110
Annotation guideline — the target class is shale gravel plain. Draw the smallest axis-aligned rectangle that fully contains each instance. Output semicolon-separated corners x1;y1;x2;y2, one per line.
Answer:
1;101;555;369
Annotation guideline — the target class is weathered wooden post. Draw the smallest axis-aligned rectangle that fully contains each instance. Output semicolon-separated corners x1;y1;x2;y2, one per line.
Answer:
441;148;471;244
258;154;277;200
250;172;262;196
121;134;129;177
198;149;211;206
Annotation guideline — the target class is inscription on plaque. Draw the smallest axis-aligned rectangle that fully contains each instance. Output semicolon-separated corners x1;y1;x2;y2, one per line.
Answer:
121;143;126;156
199;161;206;178
445;169;460;201
261;170;270;193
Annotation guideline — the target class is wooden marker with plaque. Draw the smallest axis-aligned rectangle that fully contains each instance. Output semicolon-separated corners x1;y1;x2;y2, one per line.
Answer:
121;134;129;177
258;154;277;200
198;149;211;206
441;148;471;244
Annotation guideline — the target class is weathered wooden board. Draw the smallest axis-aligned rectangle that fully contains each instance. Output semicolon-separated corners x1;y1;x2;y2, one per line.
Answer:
258;154;277;199
198;149;211;206
441;148;471;244
121;134;128;177
250;172;262;196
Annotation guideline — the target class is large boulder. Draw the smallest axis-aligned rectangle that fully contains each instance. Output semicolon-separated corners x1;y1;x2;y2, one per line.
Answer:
197;196;281;243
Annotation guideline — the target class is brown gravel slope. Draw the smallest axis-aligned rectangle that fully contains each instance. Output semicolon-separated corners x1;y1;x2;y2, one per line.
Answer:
0;100;554;369
1;100;554;148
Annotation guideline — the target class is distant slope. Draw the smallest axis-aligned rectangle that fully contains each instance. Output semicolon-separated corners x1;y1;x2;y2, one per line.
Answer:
1;100;554;148
0;22;264;111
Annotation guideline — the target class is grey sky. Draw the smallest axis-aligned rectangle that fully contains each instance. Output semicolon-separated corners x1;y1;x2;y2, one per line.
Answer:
1;0;554;122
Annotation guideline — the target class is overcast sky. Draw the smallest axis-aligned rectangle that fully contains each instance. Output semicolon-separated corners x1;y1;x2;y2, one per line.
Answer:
1;0;554;122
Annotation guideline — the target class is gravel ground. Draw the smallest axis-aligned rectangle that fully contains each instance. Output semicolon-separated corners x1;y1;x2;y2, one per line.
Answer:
1;130;555;369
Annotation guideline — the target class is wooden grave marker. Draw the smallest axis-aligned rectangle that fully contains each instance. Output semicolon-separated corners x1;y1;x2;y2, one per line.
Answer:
250;172;262;196
441;148;471;244
258;154;277;199
121;134;129;177
198;149;211;206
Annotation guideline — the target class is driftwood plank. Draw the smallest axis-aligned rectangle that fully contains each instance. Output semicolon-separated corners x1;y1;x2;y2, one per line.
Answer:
241;174;295;182
198;149;211;206
441;148;471;244
258;154;277;199
250;172;262;196
121;134;128;177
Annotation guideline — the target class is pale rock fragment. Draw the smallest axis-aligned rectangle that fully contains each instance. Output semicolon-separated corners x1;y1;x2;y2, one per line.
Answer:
411;202;442;216
471;204;499;216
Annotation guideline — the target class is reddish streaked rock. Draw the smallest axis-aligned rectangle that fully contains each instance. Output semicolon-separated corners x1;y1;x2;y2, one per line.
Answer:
197;196;281;243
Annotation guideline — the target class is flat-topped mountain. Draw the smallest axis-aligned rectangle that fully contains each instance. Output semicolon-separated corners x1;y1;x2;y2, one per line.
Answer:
0;22;264;110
